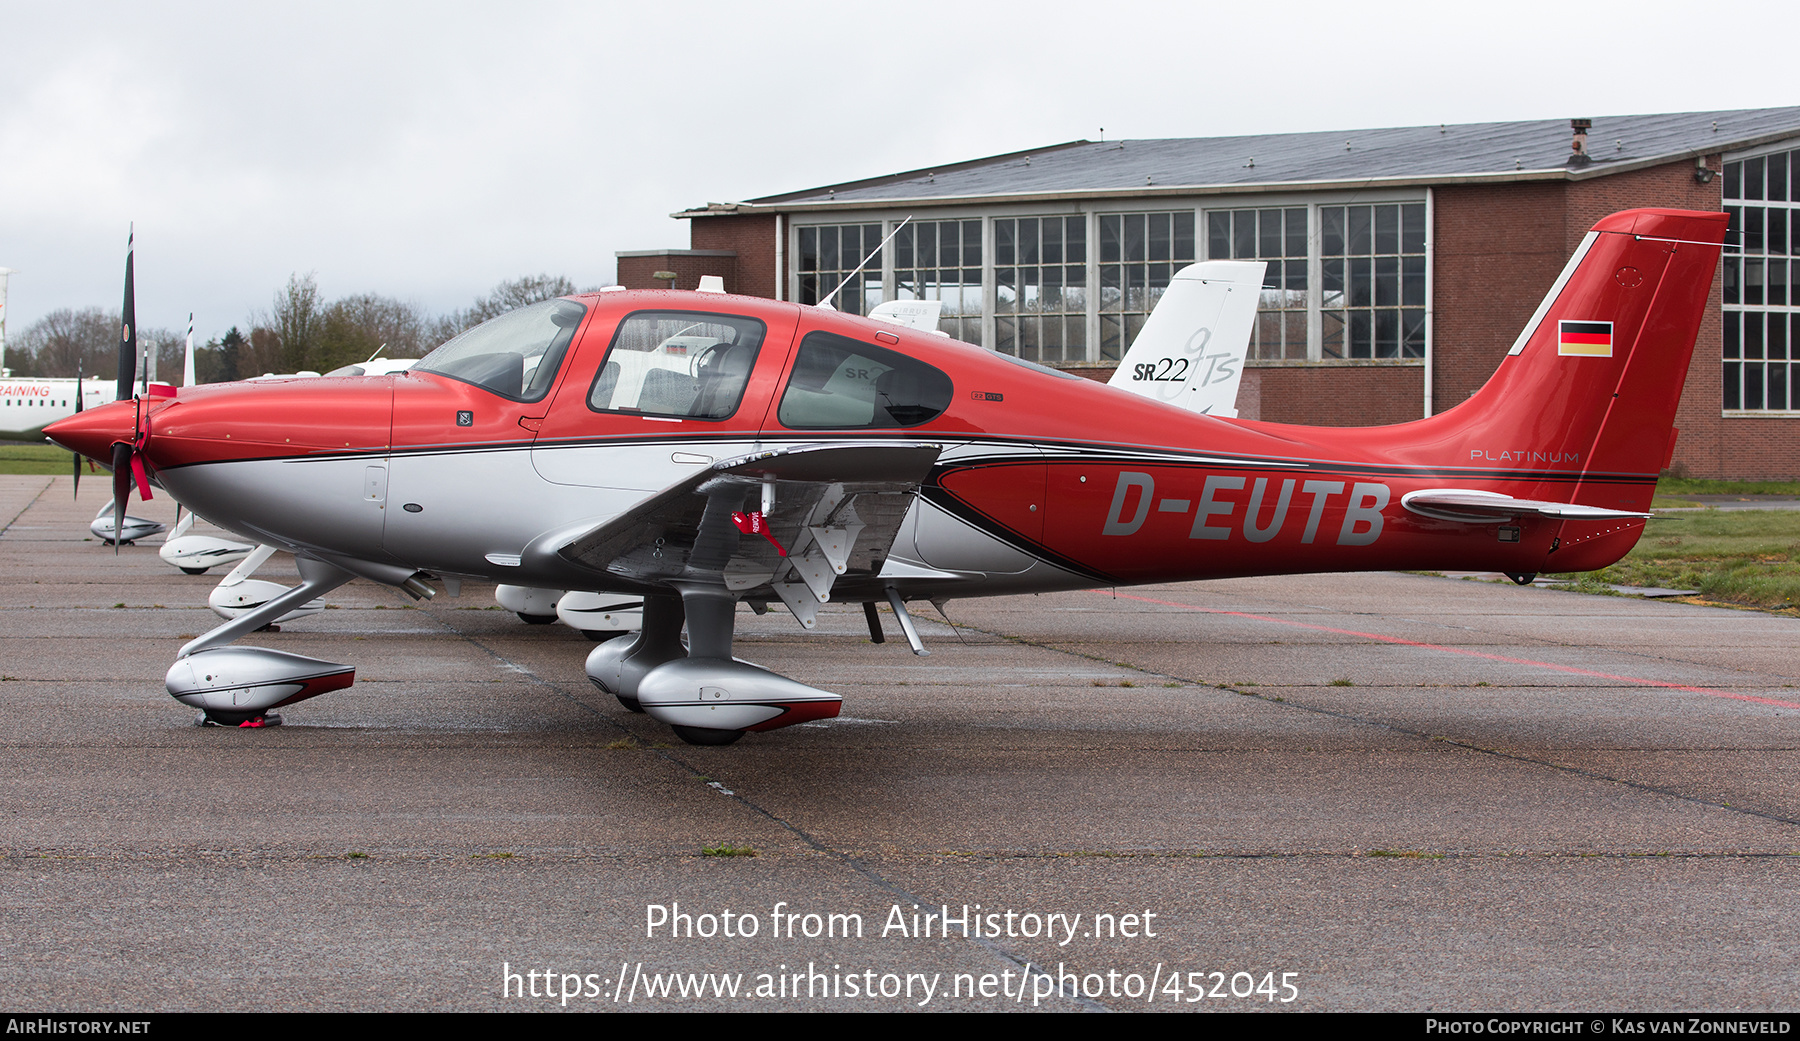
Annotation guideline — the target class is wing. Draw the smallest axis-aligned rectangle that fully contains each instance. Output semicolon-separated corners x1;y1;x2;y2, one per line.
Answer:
1400;488;1651;523
533;441;942;624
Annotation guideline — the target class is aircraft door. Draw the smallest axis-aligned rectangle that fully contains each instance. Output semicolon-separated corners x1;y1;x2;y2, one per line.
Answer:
529;306;802;495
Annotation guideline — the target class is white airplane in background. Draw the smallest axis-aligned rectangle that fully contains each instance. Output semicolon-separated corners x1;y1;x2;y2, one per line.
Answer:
1107;260;1265;418
2;377;114;441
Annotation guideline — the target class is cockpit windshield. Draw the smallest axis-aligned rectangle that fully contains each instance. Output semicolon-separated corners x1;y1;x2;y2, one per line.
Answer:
413;298;587;402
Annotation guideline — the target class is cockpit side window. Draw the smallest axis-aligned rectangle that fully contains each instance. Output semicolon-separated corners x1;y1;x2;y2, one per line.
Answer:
587;311;766;420
776;331;953;429
412;299;587;403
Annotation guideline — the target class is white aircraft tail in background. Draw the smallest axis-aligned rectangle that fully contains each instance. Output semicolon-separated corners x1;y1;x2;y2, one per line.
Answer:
1108;260;1266;418
868;299;945;332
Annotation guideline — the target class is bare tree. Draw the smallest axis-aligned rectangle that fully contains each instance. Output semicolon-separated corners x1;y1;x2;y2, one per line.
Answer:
10;308;115;377
256;273;324;373
429;274;578;345
11;308;180;380
318;293;430;370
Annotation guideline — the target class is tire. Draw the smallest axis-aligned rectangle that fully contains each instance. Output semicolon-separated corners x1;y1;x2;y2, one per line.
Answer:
615;695;644;714
181;567;210;575
517;613;557;625
671;725;745;747
583;630;628;643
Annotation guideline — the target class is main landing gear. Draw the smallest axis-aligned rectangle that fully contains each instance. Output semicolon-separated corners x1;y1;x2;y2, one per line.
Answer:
584;584;841;746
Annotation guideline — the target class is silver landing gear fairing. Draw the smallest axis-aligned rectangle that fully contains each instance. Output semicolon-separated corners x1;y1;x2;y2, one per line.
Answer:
493;585;642;639
158;505;255;574
494;583;561;624
206;544;325;624
585;589;840;745
555;591;642;642
89;501;165;545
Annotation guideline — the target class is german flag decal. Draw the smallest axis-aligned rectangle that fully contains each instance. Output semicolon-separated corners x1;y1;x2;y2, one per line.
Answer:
1558;320;1613;357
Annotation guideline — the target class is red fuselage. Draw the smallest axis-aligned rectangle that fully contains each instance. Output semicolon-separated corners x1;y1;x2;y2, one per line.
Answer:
47;209;1728;598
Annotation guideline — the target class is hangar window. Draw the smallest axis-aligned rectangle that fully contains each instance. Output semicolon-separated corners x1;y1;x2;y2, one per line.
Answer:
1724;147;1799;413
1098;211;1196;362
995;216;1087;365
1320;203;1427;360
798;221;984;345
791;197;1427;368
893;220;984;345
1207;207;1307;360
798;223;884;317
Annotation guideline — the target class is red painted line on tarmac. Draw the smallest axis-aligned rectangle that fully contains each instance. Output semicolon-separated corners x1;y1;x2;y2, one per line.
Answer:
1102;590;1800;710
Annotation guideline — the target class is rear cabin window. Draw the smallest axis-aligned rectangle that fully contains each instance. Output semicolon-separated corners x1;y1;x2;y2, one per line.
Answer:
777;331;953;429
588;312;766;420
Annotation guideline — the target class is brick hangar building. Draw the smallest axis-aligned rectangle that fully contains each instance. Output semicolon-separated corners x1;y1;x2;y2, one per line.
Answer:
617;107;1800;480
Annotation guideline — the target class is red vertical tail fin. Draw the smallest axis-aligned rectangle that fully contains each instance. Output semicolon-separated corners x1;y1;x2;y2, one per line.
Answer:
1421;209;1726;486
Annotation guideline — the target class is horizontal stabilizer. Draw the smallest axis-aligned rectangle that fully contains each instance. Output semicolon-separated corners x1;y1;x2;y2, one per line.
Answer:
1400;489;1651;523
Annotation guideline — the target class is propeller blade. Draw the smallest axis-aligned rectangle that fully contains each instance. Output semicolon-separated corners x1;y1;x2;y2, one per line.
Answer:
116;226;136;403
110;441;131;556
73;363;84;498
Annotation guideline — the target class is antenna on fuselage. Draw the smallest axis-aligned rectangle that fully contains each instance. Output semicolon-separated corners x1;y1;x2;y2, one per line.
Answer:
819;216;912;312
362;343;387;365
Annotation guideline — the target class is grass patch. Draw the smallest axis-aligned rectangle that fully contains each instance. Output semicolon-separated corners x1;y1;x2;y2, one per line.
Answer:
701;844;757;858
0;443;79;475
1329;678;1354;687
1658;477;1800;496
1547;571;1621;596
1549;509;1800;611
1366;849;1444;859
345;851;369;859
606;737;640;750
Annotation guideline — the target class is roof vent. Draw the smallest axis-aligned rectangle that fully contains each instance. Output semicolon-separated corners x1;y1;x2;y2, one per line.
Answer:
1568;118;1592;168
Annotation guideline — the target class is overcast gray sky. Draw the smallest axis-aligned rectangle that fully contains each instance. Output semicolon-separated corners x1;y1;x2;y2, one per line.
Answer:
2;0;1795;346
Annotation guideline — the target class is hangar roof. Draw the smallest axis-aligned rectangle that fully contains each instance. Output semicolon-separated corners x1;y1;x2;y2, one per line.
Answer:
676;107;1800;216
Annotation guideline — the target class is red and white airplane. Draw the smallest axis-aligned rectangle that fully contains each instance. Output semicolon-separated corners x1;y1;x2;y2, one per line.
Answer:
47;208;1727;744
